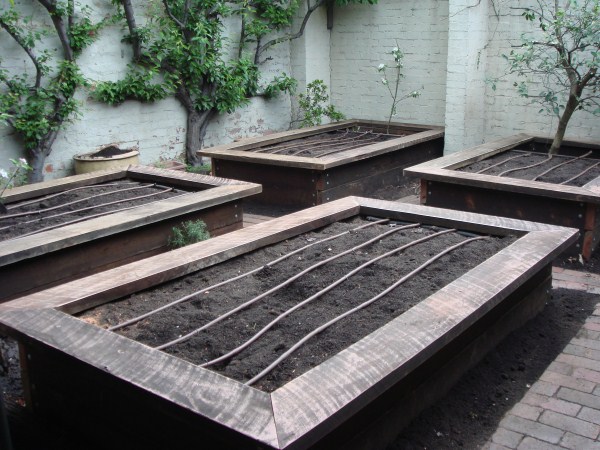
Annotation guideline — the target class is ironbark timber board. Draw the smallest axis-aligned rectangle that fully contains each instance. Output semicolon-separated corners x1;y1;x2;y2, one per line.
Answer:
0;198;577;449
0;165;260;301
404;134;600;259
200;120;444;207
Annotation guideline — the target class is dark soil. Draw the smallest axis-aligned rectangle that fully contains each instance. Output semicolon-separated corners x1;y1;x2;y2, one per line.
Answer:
0;180;188;241
88;145;135;158
459;148;600;187
255;127;405;158
80;217;514;392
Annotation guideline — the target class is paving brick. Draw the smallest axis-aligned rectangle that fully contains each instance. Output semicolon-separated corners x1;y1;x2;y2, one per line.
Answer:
486;443;512;450
572;337;600;351
587;316;600;325
579;328;600;341
501;415;563;444
517;436;556;450
558;387;600;410
594;385;600;396
557;354;600;372
529;380;559;396
539;410;600;439
578;406;600;426
560;431;600;449
492;427;523;448
540;370;596;393
564;343;600;362
521;392;581;416
547;361;574;376
584;322;600;332
573;367;600;384
511;403;542;421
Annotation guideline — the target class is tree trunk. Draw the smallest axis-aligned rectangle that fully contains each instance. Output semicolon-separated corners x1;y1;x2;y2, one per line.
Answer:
27;149;47;184
185;109;216;166
548;90;579;155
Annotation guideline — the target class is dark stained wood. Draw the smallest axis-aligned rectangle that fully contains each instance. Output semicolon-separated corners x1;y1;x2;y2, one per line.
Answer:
204;121;443;207
0;170;261;301
404;134;600;259
0;198;578;450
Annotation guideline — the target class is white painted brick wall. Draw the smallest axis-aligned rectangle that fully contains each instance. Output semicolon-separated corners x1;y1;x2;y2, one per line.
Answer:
0;1;293;180
329;0;449;127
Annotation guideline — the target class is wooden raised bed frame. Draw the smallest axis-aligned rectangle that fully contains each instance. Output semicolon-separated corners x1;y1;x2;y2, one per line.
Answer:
404;134;600;259
0;165;260;301
200;120;444;207
0;198;576;449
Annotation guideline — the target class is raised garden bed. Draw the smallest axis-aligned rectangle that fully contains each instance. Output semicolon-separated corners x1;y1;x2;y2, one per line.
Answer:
0;165;260;301
0;197;576;449
404;134;600;259
200;120;444;207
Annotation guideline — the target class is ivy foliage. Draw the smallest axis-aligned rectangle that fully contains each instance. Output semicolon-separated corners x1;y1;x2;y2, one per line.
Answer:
95;0;376;164
0;2;108;181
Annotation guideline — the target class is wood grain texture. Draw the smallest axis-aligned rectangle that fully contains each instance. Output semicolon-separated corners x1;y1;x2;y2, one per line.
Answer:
271;230;575;448
0;184;260;267
1;308;279;448
0;197;578;450
201;121;443;170
0;197;361;314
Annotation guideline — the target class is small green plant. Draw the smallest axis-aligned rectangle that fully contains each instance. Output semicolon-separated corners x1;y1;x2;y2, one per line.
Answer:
377;43;422;133
296;80;345;128
186;163;212;174
168;220;210;249
0;158;32;213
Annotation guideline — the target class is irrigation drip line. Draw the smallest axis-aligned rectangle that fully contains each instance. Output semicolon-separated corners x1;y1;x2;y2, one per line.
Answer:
0;184;156;220
0;187;174;235
108;218;391;332
253;130;354;154
313;137;387;158
154;222;420;350
288;132;381;157
7;204;143;240
497;155;553;177
560;161;600;185
531;151;593;181
475;153;532;174
245;234;488;386
5;182;142;211
202;228;456;368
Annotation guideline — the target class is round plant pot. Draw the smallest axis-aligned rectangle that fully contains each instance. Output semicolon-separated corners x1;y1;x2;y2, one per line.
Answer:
74;146;140;175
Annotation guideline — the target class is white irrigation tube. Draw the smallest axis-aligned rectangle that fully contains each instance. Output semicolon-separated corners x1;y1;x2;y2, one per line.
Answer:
109;218;391;331
560;161;600;185
1;188;174;238
5;182;142;211
497;155;553;177
155;223;420;350
531;151;593;181
246;235;488;386
475;153;532;174
202;228;456;367
1;184;156;220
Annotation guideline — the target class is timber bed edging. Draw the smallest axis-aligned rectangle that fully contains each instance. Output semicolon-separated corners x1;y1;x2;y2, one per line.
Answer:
0;197;578;449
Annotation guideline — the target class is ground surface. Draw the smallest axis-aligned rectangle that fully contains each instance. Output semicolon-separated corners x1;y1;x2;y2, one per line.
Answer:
0;180;186;241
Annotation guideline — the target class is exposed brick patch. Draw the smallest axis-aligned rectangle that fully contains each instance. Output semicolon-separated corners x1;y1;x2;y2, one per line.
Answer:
539;410;600;440
501;415;563;444
578;406;600;426
528;380;559;397
539;370;596;393
517;436;556;449
521;392;581;417
557;387;600;410
556;354;600;372
511;403;542;421
560;431;600;449
573;367;600;384
492;427;523;448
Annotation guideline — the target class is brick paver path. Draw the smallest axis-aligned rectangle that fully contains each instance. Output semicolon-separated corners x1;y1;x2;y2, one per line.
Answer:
486;268;600;449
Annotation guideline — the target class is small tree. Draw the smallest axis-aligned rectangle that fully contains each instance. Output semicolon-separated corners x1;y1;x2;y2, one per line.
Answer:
94;0;376;166
505;0;599;154
0;2;106;182
377;43;421;134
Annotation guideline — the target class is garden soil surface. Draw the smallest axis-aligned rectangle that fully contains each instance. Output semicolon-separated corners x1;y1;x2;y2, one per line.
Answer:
0;180;189;241
1;179;599;449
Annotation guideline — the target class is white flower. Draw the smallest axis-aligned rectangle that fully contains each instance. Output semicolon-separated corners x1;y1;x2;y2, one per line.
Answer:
18;158;27;165
381;78;388;85
378;63;386;70
392;47;399;53
0;169;8;179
